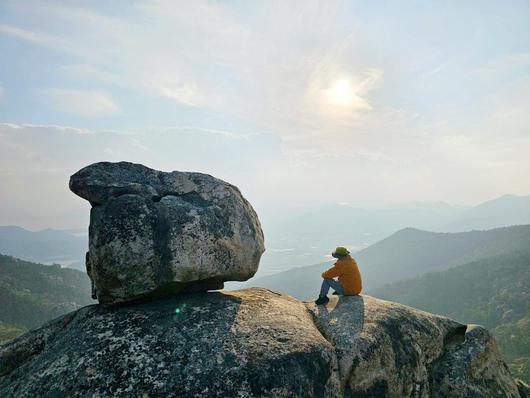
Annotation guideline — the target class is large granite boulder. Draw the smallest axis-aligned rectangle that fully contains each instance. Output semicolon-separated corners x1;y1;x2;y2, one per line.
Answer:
0;289;521;397
69;162;264;305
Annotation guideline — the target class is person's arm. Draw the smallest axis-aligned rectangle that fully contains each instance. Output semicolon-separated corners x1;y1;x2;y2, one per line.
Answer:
322;263;341;279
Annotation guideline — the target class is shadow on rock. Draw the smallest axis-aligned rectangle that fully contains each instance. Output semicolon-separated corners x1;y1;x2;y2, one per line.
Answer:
310;295;365;343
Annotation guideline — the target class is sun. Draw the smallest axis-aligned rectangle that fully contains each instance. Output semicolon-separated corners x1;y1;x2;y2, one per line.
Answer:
323;78;356;107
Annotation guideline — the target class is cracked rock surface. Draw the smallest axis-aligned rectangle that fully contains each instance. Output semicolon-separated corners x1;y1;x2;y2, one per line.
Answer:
0;289;521;397
69;162;265;305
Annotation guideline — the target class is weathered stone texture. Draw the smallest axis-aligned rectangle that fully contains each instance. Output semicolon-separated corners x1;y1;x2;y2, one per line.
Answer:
0;290;521;397
307;295;520;398
0;289;337;397
70;162;265;305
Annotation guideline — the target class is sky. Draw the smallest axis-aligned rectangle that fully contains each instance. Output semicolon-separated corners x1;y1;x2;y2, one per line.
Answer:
1;0;530;229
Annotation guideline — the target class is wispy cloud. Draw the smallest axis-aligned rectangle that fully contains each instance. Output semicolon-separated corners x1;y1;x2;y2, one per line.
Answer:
0;0;529;219
0;122;285;227
40;89;119;117
0;1;388;139
0;122;91;135
419;63;447;80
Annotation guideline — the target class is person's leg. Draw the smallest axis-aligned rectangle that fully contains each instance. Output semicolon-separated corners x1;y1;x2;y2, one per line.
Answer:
326;278;345;295
319;278;332;297
320;278;344;296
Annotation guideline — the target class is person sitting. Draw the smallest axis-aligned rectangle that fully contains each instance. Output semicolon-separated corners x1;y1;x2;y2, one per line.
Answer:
315;246;362;305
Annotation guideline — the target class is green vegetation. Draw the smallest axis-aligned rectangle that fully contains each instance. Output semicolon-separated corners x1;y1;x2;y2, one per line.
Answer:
371;250;530;382
0;322;24;345
0;254;94;344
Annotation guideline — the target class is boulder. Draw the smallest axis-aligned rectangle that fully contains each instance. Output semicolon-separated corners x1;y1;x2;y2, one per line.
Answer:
69;162;264;305
0;289;522;397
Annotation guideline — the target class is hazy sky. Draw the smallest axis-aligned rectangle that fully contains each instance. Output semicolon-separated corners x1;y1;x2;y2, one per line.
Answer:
1;1;530;229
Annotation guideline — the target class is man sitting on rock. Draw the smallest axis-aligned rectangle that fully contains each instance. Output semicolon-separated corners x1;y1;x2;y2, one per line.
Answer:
315;246;362;305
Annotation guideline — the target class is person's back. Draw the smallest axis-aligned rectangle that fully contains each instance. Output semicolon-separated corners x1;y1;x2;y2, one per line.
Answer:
333;255;362;295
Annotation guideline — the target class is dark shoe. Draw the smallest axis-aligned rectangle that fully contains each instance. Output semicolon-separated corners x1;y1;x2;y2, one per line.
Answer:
315;296;329;305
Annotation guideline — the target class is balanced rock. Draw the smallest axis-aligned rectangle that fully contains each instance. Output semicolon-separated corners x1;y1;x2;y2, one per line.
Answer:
69;162;264;305
0;289;521;397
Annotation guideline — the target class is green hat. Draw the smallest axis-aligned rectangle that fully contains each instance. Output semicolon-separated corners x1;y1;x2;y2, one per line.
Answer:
332;246;350;258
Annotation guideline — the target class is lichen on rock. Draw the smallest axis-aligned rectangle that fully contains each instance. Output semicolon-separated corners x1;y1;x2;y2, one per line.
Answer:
307;295;520;397
0;289;339;397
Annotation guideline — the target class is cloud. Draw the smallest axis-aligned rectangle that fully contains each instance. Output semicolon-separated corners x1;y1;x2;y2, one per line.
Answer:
0;122;90;135
419;63;447;80
0;0;529;218
0;23;69;50
57;64;128;88
0;122;286;228
40;89;119;117
0;1;388;137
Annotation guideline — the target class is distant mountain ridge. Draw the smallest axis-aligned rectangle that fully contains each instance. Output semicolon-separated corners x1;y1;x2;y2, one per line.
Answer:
439;194;530;232
1;194;529;275
257;194;530;275
357;224;530;289
0;226;87;270
243;224;530;300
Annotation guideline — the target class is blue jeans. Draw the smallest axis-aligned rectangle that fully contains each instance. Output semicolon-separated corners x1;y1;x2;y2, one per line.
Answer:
319;278;344;297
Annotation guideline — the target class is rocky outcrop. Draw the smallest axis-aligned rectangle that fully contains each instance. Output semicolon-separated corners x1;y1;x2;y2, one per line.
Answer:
308;295;520;397
0;289;521;397
69;162;264;305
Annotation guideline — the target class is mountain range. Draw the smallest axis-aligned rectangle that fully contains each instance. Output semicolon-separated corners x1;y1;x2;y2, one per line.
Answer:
257;194;530;276
0;226;86;270
1;194;529;277
241;224;530;298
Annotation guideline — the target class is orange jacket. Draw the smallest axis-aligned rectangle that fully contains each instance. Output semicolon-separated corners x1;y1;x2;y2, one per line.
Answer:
321;255;362;295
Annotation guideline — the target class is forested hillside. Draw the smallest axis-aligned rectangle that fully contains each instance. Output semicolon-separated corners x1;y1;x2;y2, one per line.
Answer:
0;254;94;344
357;224;530;289
371;251;530;382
